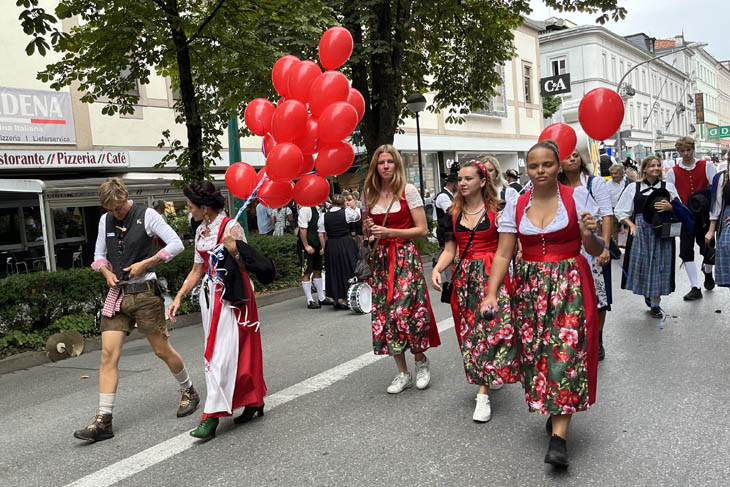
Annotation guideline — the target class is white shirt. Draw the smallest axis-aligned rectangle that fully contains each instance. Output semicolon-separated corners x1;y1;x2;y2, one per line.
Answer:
665;158;716;189
370;184;424;214
606;178;629;208
93;200;184;283
614;180;680;222
193;212;246;265
498;186;598;235
434;187;454;214
710;170;728;220
499;185;520;207
579;173;613;219
298;206;325;233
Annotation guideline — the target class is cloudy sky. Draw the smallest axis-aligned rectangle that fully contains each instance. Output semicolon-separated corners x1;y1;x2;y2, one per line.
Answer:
528;0;730;61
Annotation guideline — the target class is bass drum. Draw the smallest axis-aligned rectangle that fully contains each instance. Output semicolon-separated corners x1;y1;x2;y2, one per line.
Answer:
347;282;372;314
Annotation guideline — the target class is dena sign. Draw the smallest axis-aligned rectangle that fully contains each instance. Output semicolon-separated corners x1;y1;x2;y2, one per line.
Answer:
0;86;76;145
0;150;130;169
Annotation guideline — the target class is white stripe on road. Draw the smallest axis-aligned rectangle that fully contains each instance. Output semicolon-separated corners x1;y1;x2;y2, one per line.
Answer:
66;317;455;487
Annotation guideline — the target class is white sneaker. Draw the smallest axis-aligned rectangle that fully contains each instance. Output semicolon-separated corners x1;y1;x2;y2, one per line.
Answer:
490;382;503;391
414;357;431;390
386;372;413;394
473;394;492;423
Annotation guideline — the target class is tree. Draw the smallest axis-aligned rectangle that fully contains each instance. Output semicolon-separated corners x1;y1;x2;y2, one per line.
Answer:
543;95;563;119
337;0;625;158
16;0;333;182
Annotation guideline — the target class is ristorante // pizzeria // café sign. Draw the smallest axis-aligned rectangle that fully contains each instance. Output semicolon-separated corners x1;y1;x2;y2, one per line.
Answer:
0;150;130;169
0;86;76;144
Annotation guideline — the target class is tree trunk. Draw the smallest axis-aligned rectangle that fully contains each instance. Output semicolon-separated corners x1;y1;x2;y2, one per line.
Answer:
164;0;205;181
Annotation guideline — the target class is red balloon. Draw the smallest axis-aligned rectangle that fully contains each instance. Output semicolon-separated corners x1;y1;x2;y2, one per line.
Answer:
244;98;275;137
293;174;330;207
287;61;322;103
225;162;257;199
318;26;353;70
266;142;303;182
294;116;319;155
258;179;294;209
315;140;355;177
271;99;308;143
578;88;625;141
347;88;365;122
299;153;315;176
538;123;578;161
272;55;300;98
309;71;350;117
318;102;358;143
262;132;277;157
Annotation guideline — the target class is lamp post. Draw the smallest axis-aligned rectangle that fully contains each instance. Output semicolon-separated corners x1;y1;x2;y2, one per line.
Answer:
406;93;427;199
615;42;707;160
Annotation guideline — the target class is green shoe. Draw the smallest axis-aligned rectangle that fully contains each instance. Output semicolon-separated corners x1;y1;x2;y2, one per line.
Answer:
189;417;218;439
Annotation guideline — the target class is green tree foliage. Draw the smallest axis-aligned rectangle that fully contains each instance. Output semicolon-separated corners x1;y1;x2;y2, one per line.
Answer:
543;95;563;119
337;0;624;157
15;0;334;182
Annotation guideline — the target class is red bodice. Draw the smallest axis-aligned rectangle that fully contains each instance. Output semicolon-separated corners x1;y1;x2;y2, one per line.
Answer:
672;160;708;204
369;190;415;229
453;209;498;259
516;184;581;262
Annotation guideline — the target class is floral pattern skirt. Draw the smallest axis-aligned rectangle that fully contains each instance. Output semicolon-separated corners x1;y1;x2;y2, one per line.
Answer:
513;258;591;415
370;240;439;355
452;256;518;387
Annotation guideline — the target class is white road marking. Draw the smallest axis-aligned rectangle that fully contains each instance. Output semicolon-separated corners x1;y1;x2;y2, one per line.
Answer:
66;317;455;487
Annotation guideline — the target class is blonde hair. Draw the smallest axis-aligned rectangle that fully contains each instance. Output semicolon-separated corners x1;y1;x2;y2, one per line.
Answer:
99;177;128;208
331;193;345;207
481;155;507;188
639;155;664;182
364;145;406;210
450;162;499;217
675;136;695;151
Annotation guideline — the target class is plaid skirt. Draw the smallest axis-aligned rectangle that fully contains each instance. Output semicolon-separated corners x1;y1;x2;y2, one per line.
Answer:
625;216;675;297
715;206;730;287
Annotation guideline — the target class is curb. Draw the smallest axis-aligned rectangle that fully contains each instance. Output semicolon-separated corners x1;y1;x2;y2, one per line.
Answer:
0;285;305;376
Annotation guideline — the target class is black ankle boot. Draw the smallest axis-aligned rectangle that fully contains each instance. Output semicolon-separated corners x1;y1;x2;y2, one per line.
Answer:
544;435;569;467
234;404;265;424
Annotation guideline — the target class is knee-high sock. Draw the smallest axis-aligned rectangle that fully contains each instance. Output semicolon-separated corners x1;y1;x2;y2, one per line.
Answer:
704;263;714;274
684;261;700;288
302;281;313;302
98;393;115;415
313;278;326;300
174;367;192;389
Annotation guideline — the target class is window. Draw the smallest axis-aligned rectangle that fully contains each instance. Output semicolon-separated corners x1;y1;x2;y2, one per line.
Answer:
619;60;625;80
23;207;43;244
0;208;22;248
636;104;642;128
551;57;567;76
642;70;647;91
523;62;533;104
629;102;634;125
474;64;507;117
120;65;140;97
53;207;85;242
602;53;607;78
611;57;617;82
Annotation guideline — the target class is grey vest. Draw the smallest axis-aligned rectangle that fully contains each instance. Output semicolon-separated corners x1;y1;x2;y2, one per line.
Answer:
106;204;155;280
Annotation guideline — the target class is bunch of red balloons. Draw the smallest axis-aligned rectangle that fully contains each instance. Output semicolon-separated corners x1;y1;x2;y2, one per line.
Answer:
226;26;364;209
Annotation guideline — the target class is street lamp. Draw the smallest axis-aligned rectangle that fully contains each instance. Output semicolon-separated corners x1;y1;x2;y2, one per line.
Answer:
615;42;707;159
406;93;427;199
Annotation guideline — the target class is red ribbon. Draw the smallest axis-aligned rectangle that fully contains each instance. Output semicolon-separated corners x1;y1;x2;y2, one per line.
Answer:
379;237;408;303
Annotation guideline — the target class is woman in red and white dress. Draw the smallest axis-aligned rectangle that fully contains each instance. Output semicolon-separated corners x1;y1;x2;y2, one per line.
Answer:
169;181;266;439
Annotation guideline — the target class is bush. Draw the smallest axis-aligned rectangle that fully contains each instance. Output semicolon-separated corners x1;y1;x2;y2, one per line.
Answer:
245;233;302;291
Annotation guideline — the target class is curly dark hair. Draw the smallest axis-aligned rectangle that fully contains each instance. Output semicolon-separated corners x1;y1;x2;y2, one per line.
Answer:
183;180;225;210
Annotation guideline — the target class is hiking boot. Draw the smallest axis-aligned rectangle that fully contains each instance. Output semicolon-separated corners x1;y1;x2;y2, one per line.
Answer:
73;413;114;442
544;435;569;467
177;385;200;417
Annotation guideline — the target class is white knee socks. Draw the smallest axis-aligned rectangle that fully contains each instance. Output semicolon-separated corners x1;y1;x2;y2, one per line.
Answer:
684;262;700;288
313;278;326;301
174;367;192;389
302;281;313;302
98;393;115;415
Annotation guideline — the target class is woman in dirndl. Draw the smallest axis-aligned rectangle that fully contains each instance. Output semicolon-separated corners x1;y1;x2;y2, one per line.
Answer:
431;161;517;423
323;193;360;309
614;155;680;318
363;144;441;394
169;181;267;439
559;142;614;361
482;140;603;467
707;168;730;287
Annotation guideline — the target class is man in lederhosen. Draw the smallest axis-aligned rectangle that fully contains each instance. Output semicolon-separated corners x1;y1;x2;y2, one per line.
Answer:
665;136;717;300
74;178;198;442
298;205;332;309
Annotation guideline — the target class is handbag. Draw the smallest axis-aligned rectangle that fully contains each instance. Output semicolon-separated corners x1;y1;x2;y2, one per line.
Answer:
440;208;487;303
367;198;396;273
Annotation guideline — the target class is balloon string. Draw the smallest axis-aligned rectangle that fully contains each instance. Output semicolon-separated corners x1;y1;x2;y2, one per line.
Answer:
354;128;367;216
232;175;268;223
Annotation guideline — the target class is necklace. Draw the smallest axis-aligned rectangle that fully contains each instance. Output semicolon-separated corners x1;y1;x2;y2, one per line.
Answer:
463;205;484;215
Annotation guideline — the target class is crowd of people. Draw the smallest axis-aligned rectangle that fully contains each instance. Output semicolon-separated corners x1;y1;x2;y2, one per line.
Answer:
76;134;726;470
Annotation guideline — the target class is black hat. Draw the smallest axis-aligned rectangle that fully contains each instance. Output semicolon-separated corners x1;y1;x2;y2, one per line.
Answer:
446;172;458;182
642;188;672;230
505;168;519;179
687;188;711;216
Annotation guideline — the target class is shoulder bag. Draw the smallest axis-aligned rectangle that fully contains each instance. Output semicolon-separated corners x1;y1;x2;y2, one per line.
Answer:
440;208;487;303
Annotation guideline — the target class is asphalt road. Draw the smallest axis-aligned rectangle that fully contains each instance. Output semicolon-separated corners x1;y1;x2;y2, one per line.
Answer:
1;258;729;486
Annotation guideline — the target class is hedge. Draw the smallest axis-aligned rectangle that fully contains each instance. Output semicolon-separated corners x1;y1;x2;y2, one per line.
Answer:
0;235;301;358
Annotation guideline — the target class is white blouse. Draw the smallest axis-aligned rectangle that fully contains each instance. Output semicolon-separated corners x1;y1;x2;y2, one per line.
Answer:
613;180;679;222
319;206;361;228
194;212;246;264
578;173;613;219
499;185;520;207
498;186;598;235
606;178;629;208
710;170;728;220
370;183;424;214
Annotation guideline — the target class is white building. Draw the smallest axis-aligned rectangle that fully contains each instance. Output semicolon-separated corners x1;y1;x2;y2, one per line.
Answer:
539;22;693;162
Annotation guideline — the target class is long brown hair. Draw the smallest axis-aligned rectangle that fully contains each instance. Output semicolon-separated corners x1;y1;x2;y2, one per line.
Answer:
451;162;499;217
639;155;664;183
364;144;406;210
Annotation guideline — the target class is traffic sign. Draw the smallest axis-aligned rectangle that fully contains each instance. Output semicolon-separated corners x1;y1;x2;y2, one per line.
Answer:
708;126;730;139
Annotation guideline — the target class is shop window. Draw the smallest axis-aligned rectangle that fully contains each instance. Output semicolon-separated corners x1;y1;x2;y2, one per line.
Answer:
23;207;44;244
401;152;439;197
53;207;86;242
0;208;22;248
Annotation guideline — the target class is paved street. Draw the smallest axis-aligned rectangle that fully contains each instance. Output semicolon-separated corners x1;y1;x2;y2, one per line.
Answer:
1;259;729;486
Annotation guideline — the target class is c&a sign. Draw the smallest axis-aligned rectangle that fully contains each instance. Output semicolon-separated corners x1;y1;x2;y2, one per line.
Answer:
0;150;130;169
0;86;76;145
540;73;571;96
